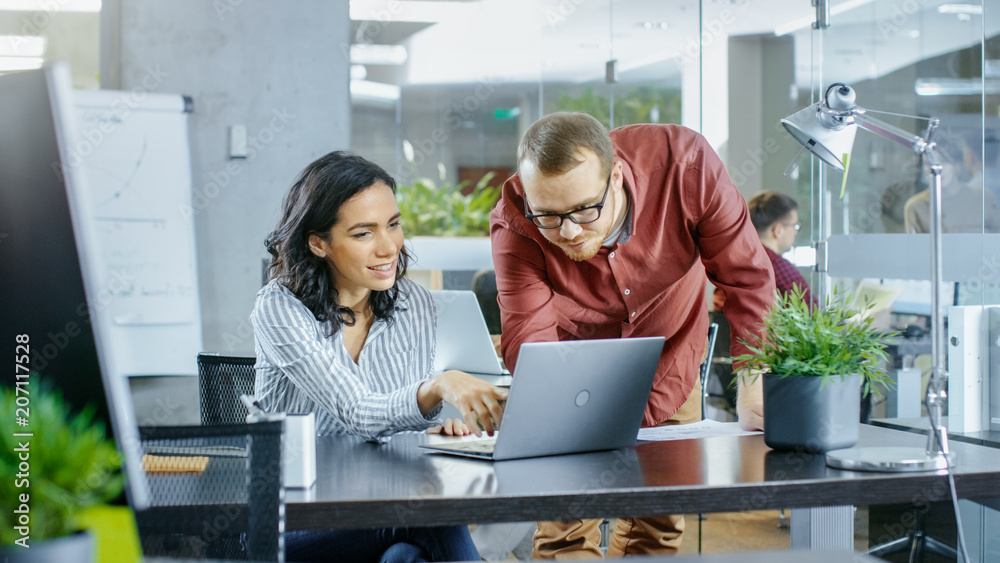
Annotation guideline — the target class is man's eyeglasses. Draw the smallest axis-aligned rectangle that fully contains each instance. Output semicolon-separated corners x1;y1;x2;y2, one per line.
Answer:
783;222;801;231
524;176;611;229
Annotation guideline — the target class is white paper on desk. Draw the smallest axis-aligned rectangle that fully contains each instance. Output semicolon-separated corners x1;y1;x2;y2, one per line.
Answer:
637;419;761;441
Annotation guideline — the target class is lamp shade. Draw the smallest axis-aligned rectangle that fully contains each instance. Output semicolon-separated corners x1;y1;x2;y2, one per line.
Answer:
780;102;857;171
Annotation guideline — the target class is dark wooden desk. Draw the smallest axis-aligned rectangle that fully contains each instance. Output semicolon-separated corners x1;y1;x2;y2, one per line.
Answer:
871;416;1000;449
286;424;1000;532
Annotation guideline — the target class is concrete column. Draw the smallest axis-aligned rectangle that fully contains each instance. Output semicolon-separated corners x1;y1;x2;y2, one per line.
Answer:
105;0;351;354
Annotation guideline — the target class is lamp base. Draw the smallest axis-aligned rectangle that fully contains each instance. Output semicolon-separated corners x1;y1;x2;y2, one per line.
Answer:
825;446;955;472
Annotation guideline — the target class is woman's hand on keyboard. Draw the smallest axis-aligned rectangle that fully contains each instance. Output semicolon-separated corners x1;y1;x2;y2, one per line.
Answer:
427;418;472;436
419;370;508;436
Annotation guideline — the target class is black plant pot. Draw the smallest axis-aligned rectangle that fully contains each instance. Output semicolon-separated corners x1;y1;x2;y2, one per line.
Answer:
762;372;861;453
0;530;93;563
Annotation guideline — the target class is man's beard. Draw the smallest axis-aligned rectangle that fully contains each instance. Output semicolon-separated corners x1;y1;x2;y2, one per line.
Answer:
550;232;603;262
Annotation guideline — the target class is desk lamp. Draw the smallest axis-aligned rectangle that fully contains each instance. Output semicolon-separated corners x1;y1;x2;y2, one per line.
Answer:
780;83;954;472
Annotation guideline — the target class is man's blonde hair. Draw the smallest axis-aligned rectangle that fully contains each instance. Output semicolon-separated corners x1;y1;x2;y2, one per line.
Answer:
517;112;614;178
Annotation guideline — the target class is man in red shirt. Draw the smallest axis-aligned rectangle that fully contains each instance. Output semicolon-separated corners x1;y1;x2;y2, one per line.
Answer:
490;112;775;557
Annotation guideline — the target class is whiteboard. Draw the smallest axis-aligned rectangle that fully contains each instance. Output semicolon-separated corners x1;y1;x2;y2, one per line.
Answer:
70;89;202;377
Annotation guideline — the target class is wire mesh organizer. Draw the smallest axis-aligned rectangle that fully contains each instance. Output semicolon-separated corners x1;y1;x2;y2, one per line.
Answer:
198;353;257;425
134;420;284;561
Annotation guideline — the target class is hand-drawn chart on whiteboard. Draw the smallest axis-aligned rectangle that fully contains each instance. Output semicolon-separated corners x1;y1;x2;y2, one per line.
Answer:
74;91;198;326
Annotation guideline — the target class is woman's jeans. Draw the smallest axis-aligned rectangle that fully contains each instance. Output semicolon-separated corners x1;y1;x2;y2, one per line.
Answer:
285;525;481;562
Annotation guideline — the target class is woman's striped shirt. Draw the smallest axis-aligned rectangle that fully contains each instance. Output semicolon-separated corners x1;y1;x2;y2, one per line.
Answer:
251;277;441;442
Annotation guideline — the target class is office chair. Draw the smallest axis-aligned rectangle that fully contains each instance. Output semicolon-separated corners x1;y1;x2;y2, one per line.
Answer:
134;420;285;561
700;322;719;421
707;311;738;412
198;353;257;426
867;509;957;562
471;269;502;335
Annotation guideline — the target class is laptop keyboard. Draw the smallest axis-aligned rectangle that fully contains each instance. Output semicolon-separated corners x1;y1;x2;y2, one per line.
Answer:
448;438;497;453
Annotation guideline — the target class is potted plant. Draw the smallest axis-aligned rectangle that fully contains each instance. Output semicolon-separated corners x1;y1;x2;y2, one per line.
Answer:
397;172;501;272
1;383;123;562
396;172;501;237
734;286;895;453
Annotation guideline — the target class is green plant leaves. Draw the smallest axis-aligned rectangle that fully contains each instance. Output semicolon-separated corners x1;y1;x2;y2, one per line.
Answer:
733;285;896;397
556;86;682;128
396;172;501;237
1;381;122;544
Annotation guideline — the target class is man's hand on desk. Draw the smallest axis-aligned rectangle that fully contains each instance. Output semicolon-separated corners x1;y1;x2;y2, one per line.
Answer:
418;370;508;437
736;367;765;431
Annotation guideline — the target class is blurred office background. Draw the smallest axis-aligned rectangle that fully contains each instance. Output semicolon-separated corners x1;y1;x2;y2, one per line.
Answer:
3;0;998;417
6;2;1000;558
0;0;991;347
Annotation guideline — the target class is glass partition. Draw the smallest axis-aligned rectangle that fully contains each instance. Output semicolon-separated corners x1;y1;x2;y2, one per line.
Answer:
350;0;702;191
794;0;995;437
348;1;999;431
348;0;702;289
810;1;990;239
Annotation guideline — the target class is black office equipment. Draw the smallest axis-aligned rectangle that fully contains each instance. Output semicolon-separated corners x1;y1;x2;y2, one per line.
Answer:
198;353;258;426
136;420;284;560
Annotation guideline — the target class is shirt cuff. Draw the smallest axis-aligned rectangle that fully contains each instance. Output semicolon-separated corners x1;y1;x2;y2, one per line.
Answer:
394;379;441;430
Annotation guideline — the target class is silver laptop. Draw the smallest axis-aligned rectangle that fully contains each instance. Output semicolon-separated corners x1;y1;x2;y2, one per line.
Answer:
420;336;665;461
432;290;508;380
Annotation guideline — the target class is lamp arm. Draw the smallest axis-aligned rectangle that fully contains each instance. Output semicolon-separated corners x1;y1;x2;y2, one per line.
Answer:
849;110;929;155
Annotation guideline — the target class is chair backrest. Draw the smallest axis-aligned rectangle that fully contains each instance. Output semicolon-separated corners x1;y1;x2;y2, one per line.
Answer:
708;311;738;409
471;269;502;335
198;353;257;426
700;322;720;420
135;420;284;561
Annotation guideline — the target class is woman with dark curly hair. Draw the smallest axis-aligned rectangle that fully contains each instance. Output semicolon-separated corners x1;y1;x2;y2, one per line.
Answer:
252;151;505;562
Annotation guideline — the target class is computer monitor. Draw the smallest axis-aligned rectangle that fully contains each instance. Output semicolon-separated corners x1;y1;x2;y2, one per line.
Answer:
881;278;956;317
0;64;148;508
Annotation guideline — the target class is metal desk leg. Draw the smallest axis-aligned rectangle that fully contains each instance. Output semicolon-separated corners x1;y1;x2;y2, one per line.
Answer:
790;506;854;550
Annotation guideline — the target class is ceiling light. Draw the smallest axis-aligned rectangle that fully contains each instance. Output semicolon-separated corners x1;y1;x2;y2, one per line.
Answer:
350;64;367;80
350;79;400;104
0;0;100;11
639;21;668;30
914;78;1000;96
350;44;407;65
349;0;467;24
0;56;43;71
0;35;45;57
937;4;982;15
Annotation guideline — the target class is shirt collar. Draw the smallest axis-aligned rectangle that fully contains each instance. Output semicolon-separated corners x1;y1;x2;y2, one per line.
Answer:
615;159;638;245
603;187;632;246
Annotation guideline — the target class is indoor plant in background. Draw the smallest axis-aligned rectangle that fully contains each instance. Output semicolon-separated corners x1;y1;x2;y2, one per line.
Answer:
396;172;502;274
396;172;501;237
735;286;895;453
0;383;123;562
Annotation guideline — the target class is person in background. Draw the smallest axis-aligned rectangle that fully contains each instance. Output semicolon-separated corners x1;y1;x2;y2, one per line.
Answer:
252;151;507;562
904;133;1000;234
490;112;775;557
713;191;812;313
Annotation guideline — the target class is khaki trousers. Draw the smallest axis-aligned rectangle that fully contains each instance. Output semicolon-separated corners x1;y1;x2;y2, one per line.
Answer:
532;381;703;558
